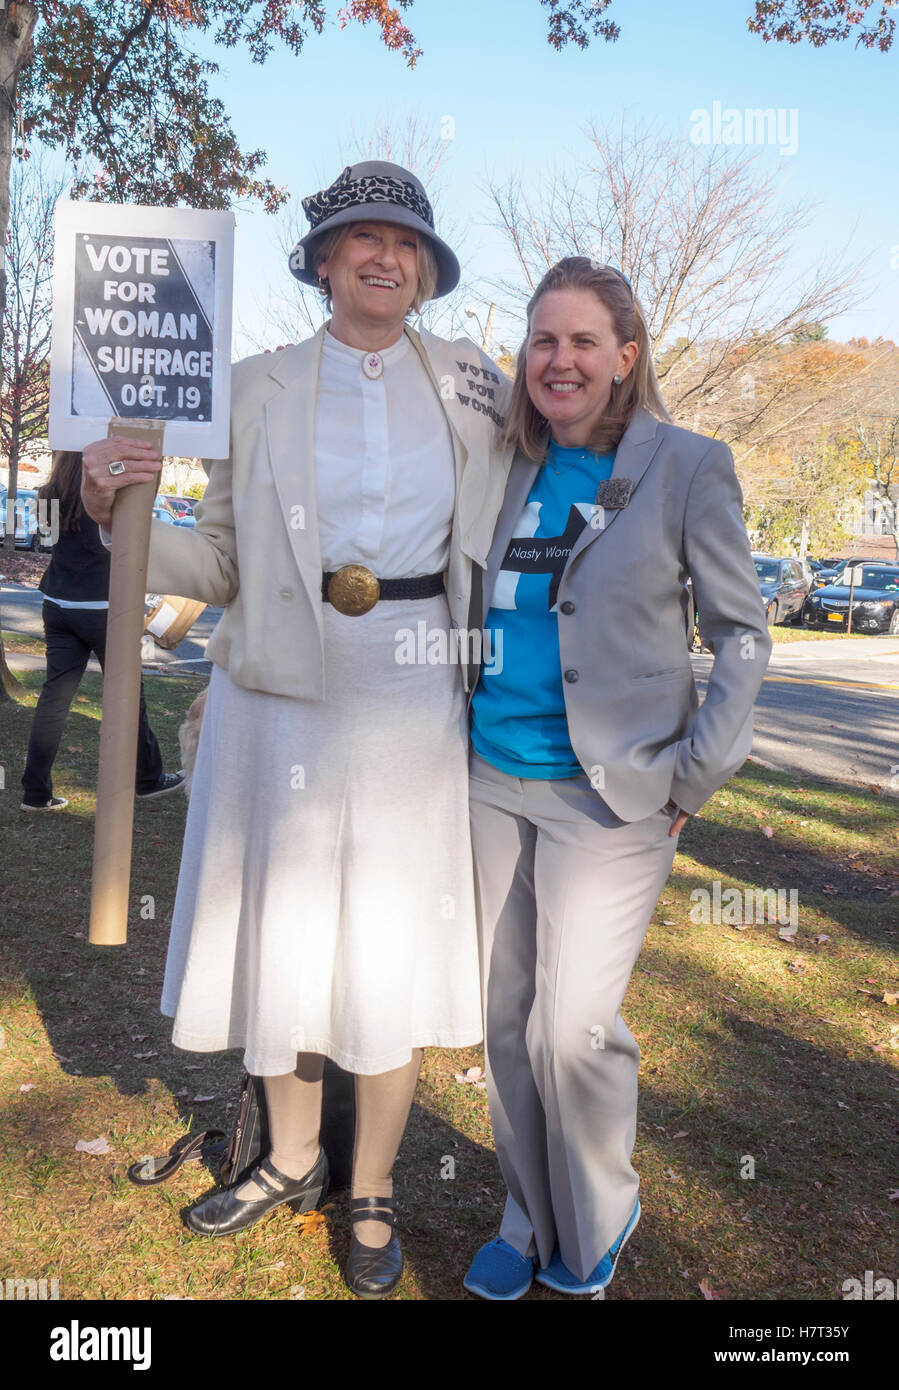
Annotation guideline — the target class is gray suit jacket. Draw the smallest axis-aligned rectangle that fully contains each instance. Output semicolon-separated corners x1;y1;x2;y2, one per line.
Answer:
466;407;772;821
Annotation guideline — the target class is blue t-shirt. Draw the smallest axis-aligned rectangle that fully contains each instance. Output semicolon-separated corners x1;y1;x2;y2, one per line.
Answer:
470;439;616;778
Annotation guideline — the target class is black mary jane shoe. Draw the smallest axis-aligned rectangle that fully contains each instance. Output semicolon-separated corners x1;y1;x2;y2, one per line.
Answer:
185;1149;329;1237
344;1196;403;1299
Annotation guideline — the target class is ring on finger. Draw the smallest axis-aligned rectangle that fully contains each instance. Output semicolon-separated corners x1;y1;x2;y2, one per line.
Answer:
108;461;126;476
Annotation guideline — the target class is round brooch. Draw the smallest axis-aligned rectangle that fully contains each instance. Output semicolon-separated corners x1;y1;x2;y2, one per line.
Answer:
361;351;384;380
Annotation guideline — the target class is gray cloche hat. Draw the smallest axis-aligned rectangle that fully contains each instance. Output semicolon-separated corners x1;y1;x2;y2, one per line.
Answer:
288;160;460;300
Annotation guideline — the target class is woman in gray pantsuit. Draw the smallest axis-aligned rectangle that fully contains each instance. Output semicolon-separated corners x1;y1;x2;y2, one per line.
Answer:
463;258;772;1299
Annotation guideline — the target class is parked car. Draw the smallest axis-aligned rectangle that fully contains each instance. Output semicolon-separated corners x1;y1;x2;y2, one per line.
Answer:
151;505;178;525
0;487;51;551
159;494;195;518
752;554;810;625
802;563;899;634
796;556;826;590
174;513;196;528
808;560;841;585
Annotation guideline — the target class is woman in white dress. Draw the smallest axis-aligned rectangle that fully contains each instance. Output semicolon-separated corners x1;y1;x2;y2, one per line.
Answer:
80;161;513;1298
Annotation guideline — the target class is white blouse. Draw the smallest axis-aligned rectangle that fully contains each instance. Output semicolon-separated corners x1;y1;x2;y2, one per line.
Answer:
314;328;456;579
100;328;458;580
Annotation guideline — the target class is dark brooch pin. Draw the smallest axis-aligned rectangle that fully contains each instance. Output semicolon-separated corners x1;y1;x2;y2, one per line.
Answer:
594;478;635;510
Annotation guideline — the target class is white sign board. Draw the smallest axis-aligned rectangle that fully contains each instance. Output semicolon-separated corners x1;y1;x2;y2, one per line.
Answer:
49;200;234;458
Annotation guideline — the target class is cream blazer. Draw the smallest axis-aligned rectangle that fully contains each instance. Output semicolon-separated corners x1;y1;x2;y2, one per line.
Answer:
140;322;514;698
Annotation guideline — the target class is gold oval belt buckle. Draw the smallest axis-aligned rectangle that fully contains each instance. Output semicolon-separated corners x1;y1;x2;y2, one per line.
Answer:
327;564;381;616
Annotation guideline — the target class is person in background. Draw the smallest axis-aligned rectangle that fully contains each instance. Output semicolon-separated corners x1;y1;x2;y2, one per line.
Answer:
19;450;184;811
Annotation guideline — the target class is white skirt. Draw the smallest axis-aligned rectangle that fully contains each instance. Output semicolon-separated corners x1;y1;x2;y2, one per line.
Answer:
160;594;483;1075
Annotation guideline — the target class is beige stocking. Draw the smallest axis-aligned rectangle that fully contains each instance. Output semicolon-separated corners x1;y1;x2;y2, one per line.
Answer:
234;1052;324;1201
350;1048;423;1248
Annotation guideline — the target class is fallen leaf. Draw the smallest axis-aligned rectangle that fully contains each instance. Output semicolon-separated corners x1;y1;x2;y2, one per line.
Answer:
699;1278;726;1300
672;1131;689;1139
133;1051;158;1060
887;1190;899;1203
75;1137;111;1155
293;1208;328;1233
192;1095;215;1103
836;1102;850;1111
761;826;774;838
883;992;898;1007
454;1066;486;1089
814;934;830;944
19;1083;35;1092
664;1167;681;1181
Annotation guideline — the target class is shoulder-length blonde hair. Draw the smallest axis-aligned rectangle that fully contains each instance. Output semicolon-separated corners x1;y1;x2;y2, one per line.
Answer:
502;257;671;461
311;222;438;315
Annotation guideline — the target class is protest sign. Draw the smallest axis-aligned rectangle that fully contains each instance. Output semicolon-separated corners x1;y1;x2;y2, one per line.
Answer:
47;201;233;947
49;200;234;458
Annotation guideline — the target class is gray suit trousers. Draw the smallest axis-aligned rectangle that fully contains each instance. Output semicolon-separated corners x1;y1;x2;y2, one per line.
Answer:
468;749;679;1281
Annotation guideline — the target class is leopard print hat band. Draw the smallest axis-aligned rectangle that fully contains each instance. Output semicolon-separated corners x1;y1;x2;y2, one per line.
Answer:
288;160;461;300
302;165;436;233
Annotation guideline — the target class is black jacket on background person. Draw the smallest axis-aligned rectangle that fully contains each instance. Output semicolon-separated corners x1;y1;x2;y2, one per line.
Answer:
38;510;111;604
21;506;171;807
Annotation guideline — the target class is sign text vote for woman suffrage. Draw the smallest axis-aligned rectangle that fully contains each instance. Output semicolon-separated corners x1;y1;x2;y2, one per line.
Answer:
49;201;235;458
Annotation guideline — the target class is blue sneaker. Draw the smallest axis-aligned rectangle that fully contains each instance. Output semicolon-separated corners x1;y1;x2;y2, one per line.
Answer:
535;1198;641;1294
464;1238;538;1300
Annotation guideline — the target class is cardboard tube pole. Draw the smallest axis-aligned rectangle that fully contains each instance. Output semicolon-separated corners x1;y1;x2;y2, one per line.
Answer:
88;418;166;946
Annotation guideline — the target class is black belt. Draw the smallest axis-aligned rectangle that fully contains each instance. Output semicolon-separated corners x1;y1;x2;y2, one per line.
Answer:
321;571;444;602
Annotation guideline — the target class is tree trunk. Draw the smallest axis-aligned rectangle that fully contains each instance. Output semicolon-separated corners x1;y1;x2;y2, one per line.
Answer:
0;3;38;702
2;431;20;557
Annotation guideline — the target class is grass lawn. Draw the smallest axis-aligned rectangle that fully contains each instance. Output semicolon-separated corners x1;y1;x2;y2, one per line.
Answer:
2;629;47;658
0;668;897;1302
766;626;886;644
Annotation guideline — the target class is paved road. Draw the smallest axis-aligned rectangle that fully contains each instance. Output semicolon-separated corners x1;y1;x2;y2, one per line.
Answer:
4;584;898;792
692;636;899;792
1;581;218;673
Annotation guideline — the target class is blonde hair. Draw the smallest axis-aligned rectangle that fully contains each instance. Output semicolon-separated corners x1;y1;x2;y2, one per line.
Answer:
503;257;671;461
312;222;438;314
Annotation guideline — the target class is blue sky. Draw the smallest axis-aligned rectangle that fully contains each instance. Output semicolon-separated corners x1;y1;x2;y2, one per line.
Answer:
51;1;899;356
193;0;897;356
